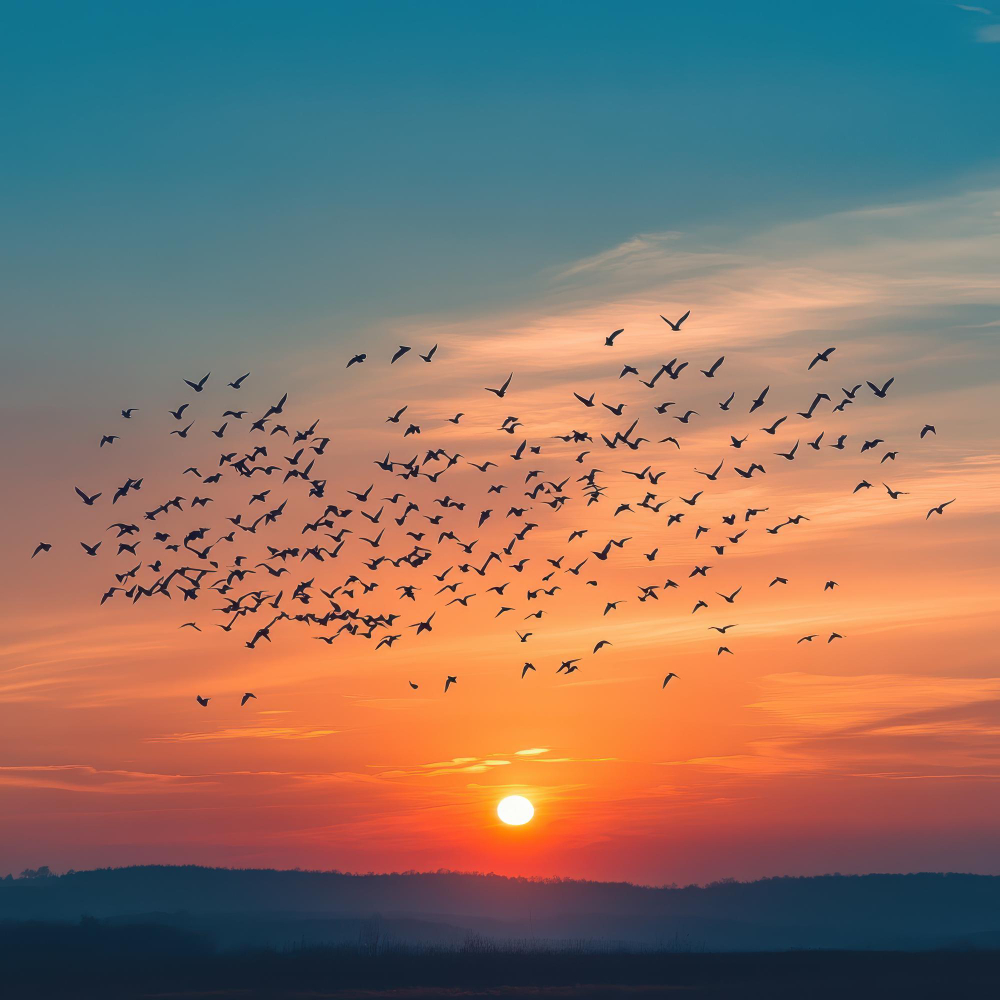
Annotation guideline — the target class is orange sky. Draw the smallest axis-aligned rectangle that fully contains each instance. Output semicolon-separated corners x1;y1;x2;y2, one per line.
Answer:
2;187;998;885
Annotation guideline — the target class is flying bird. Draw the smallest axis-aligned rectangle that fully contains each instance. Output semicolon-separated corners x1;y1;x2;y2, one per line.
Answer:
659;310;690;331
867;377;894;398
808;347;835;370
485;373;513;398
926;499;956;519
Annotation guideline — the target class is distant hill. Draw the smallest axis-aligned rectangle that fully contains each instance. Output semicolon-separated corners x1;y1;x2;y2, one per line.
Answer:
3;866;1000;951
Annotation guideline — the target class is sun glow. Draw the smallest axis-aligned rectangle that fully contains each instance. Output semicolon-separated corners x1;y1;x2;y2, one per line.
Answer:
497;795;534;826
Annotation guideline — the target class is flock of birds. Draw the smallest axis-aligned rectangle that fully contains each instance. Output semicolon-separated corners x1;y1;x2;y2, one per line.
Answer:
33;312;956;706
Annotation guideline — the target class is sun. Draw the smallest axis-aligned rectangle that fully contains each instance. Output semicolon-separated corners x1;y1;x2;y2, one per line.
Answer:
497;795;534;826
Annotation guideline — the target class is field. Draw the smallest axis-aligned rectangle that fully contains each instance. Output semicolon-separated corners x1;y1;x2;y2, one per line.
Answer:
5;921;1000;999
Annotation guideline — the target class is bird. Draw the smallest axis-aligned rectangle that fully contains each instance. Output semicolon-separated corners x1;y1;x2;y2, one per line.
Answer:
390;345;411;364
808;347;835;370
74;487;102;505
419;344;438;362
121;408;138;418
605;328;623;346
659;310;690;331
408;681;419;689
347;353;366;367
485;373;513;397
31;542;52;558
444;675;457;692
662;672;679;687
228;373;250;389
867;377;894;398
701;357;724;378
926;499;956;519
884;483;909;499
749;386;769;412
99;434;118;447
184;373;211;392
196;696;210;706
521;662;535;678
920;424;936;438
241;692;256;706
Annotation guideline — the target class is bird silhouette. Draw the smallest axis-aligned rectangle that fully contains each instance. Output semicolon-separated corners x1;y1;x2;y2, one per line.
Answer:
659;310;690;331
926;499;956;519
485;373;513;397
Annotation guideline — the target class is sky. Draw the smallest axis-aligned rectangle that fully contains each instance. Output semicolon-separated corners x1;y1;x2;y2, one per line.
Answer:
1;1;999;885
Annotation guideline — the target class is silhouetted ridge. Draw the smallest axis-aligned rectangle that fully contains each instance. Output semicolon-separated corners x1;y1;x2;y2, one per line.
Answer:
3;866;1000;951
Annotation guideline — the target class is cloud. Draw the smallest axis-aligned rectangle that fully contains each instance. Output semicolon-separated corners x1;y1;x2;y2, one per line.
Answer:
0;765;216;794
145;726;341;743
977;23;1000;40
665;675;1000;781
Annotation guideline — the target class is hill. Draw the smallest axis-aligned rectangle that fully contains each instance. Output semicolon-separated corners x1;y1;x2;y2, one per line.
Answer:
4;866;1000;951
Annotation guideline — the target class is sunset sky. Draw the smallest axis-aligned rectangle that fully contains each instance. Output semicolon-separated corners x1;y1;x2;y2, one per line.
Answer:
2;1;999;886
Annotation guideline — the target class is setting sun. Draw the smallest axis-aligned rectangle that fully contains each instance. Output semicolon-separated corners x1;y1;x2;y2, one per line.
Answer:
497;796;534;826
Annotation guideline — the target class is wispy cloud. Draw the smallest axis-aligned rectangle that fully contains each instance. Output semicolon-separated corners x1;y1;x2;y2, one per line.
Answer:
145;727;341;743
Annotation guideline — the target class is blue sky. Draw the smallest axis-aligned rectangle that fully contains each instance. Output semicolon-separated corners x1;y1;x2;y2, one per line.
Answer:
1;0;998;379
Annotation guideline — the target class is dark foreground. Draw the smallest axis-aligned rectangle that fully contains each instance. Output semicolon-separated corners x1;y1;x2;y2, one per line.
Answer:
4;924;1000;1000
